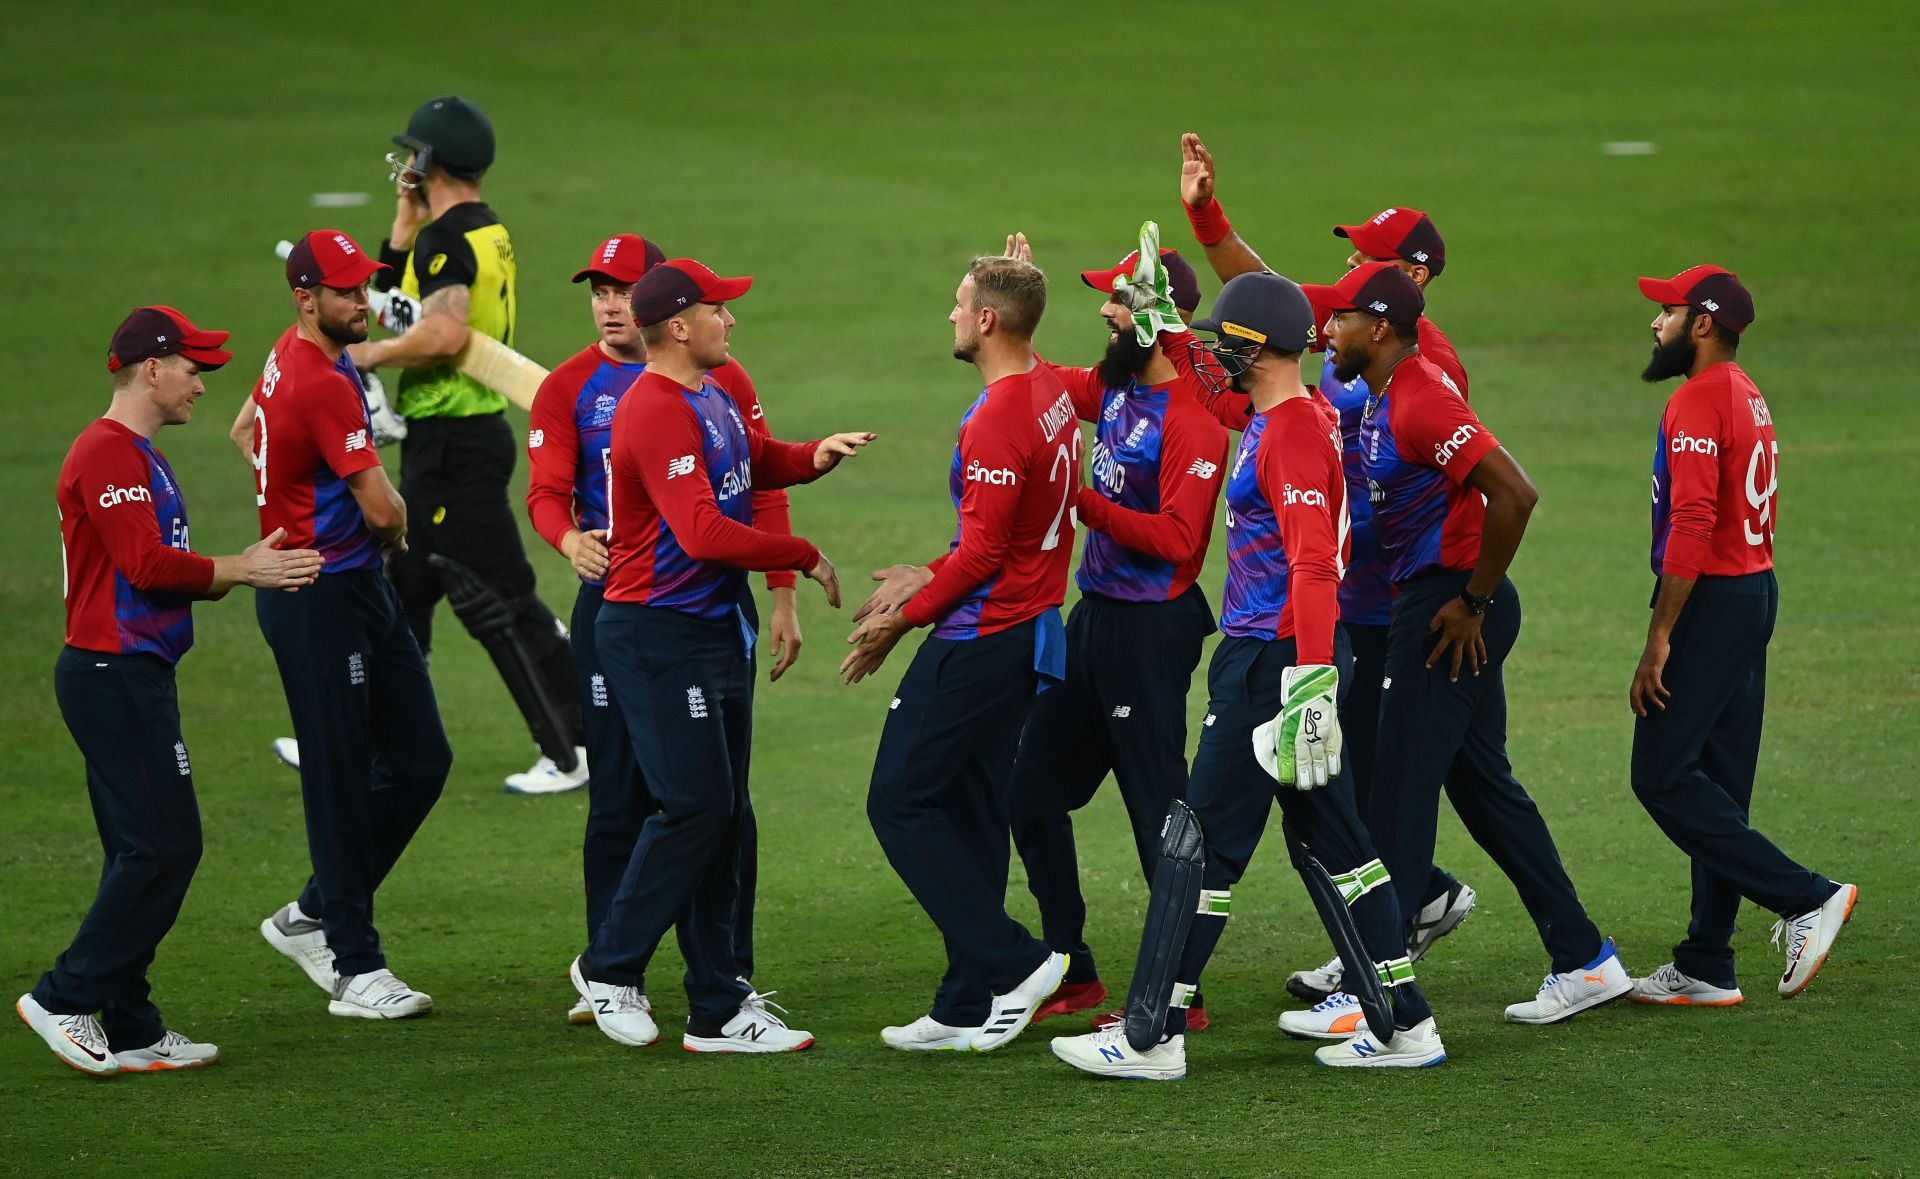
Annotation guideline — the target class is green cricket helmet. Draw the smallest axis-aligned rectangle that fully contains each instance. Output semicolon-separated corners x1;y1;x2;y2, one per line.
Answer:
387;95;495;189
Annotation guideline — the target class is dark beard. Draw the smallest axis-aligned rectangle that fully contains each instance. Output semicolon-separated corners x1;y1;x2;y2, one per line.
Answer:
1096;328;1154;389
1331;344;1369;384
319;313;370;346
1641;331;1695;382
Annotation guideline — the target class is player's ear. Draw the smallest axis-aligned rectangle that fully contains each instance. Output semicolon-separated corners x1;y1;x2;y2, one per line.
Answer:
1407;263;1431;288
978;304;998;337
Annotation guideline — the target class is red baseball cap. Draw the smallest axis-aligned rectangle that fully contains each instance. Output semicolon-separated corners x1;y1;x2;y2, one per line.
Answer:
1080;248;1202;312
629;259;753;326
1333;207;1446;276
285;228;388;290
107;306;233;373
1300;261;1426;327
573;233;668;284
1637;264;1755;333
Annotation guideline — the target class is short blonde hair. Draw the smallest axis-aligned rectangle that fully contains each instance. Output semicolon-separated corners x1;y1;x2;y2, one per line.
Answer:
966;256;1047;338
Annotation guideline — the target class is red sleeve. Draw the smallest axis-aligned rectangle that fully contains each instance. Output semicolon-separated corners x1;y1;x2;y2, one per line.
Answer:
1392;372;1499;484
1035;358;1105;422
76;435;214;595
634;399;819;572
1074;399;1227;564
1416;318;1470;400
902;396;1027;627
1162;329;1252;431
310;371;383;480
1659;391;1722;579
714;361;796;591
1263;413;1339;665
526;361;585;553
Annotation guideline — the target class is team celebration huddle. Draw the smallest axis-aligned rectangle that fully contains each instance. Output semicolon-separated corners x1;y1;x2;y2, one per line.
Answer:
22;95;1859;1080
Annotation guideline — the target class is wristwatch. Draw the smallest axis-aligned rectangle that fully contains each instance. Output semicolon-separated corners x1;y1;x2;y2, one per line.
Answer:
1459;589;1493;616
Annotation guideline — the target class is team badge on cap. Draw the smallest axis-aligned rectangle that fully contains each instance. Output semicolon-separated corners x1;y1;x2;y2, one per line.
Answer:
1333;207;1446;276
285;228;388;290
1300;262;1426;327
107;306;234;373
573;233;668;284
629;259;754;326
1636;264;1755;333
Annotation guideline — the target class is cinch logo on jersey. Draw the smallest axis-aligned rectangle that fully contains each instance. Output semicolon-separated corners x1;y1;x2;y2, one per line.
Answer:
344;429;369;453
1282;483;1328;508
1670;430;1718;456
1037;393;1075;442
966;460;1017;486
1188;459;1218;479
1089;440;1126;495
1432;423;1480;466
98;483;152;508
667;454;697;479
717;457;753;503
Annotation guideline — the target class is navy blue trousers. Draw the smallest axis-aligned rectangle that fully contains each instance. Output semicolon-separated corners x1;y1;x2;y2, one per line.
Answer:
1009;586;1212;984
1370;572;1602;973
258;569;451;977
868;622;1053;1026
1167;631;1432;1034
32;649;203;1051
1346;621;1459;910
1630;571;1833;987
585;602;755;1024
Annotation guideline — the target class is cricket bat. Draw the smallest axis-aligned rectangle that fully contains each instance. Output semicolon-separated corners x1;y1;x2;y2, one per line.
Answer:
274;239;547;410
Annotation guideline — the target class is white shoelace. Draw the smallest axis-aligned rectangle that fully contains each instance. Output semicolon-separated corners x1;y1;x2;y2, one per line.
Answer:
742;990;790;1026
611;985;650;1014
1311;991;1360;1014
1770;913;1814;958
57;1014;108;1052
1648;963;1688;989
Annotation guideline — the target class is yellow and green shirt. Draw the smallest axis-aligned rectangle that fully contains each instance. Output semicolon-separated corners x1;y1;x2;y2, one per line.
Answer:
397;201;515;419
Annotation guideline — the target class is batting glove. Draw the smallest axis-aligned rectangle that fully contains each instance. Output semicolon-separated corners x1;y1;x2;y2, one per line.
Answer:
1252;664;1343;789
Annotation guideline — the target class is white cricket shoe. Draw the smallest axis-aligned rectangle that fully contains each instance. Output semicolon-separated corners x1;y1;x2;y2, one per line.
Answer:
1050;1026;1187;1081
328;969;433;1020
504;748;589;795
1505;937;1632;1025
1631;962;1744;1006
15;994;117;1076
570;956;657;1046
1314;1017;1447;1068
1285;953;1345;1005
1774;882;1858;998
567;996;595;1026
1278;991;1371;1041
272;738;300;770
117;1029;220;1071
261;902;336;992
969;952;1068;1053
1409;881;1477;961
684;991;814;1053
881;1014;979;1051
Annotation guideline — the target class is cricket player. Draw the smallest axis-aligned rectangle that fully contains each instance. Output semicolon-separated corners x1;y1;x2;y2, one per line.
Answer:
1310;262;1630;1023
1176;134;1475;1003
347;94;585;793
254;230;452;1020
989;233;1229;1031
17;307;321;1076
1628;265;1855;1005
571;257;870;1053
527;234;808;1024
1052;272;1445;1079
842;255;1077;1054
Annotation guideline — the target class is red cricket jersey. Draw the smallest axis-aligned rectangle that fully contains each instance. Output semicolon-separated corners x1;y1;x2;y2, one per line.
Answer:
1651;362;1778;578
249;327;385;572
57;418;216;663
902;365;1080;638
1360;354;1501;583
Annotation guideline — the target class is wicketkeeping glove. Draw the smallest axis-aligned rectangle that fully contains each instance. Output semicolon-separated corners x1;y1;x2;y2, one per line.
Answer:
1111;221;1186;345
1252;664;1343;789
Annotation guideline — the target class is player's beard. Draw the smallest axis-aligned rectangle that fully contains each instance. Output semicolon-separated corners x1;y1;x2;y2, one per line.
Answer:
1097;328;1154;390
1642;331;1695;382
952;335;979;364
1331;341;1370;384
318;310;370;347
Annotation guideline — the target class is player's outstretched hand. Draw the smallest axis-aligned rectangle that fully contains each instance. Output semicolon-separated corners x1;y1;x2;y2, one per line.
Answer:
1629;633;1672;716
244;528;324;591
767;594;804;682
853;564;932;623
814;432;877;473
1180;133;1217;210
1425;597;1488;682
840;611;911;685
1004;233;1033;264
563;528;610;581
806;553;841;608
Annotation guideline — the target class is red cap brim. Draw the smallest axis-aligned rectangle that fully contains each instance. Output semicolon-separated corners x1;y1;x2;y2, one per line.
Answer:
326;256;389;289
702;275;753;303
574;265;646;284
180;344;235;371
1333;222;1400;260
1637;276;1687;305
1298;281;1355;312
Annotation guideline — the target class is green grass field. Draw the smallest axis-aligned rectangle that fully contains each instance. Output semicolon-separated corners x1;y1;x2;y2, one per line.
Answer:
3;2;1917;1174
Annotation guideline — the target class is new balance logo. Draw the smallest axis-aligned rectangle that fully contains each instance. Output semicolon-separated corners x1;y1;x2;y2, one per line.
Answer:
1186;459;1218;479
736;1022;767;1042
1432;423;1480;466
1202;714;1216;727
1098;1045;1126;1063
1368;300;1390;313
667;455;697;478
1701;298;1720;311
528;428;545;448
686;685;708;719
1111;705;1132;718
889;697;901;710
1353;1039;1379;1057
344;429;369;452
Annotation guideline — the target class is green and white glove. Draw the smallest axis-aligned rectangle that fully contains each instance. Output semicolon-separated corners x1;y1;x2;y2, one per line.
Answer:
1111;220;1186;344
1252;664;1343;789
